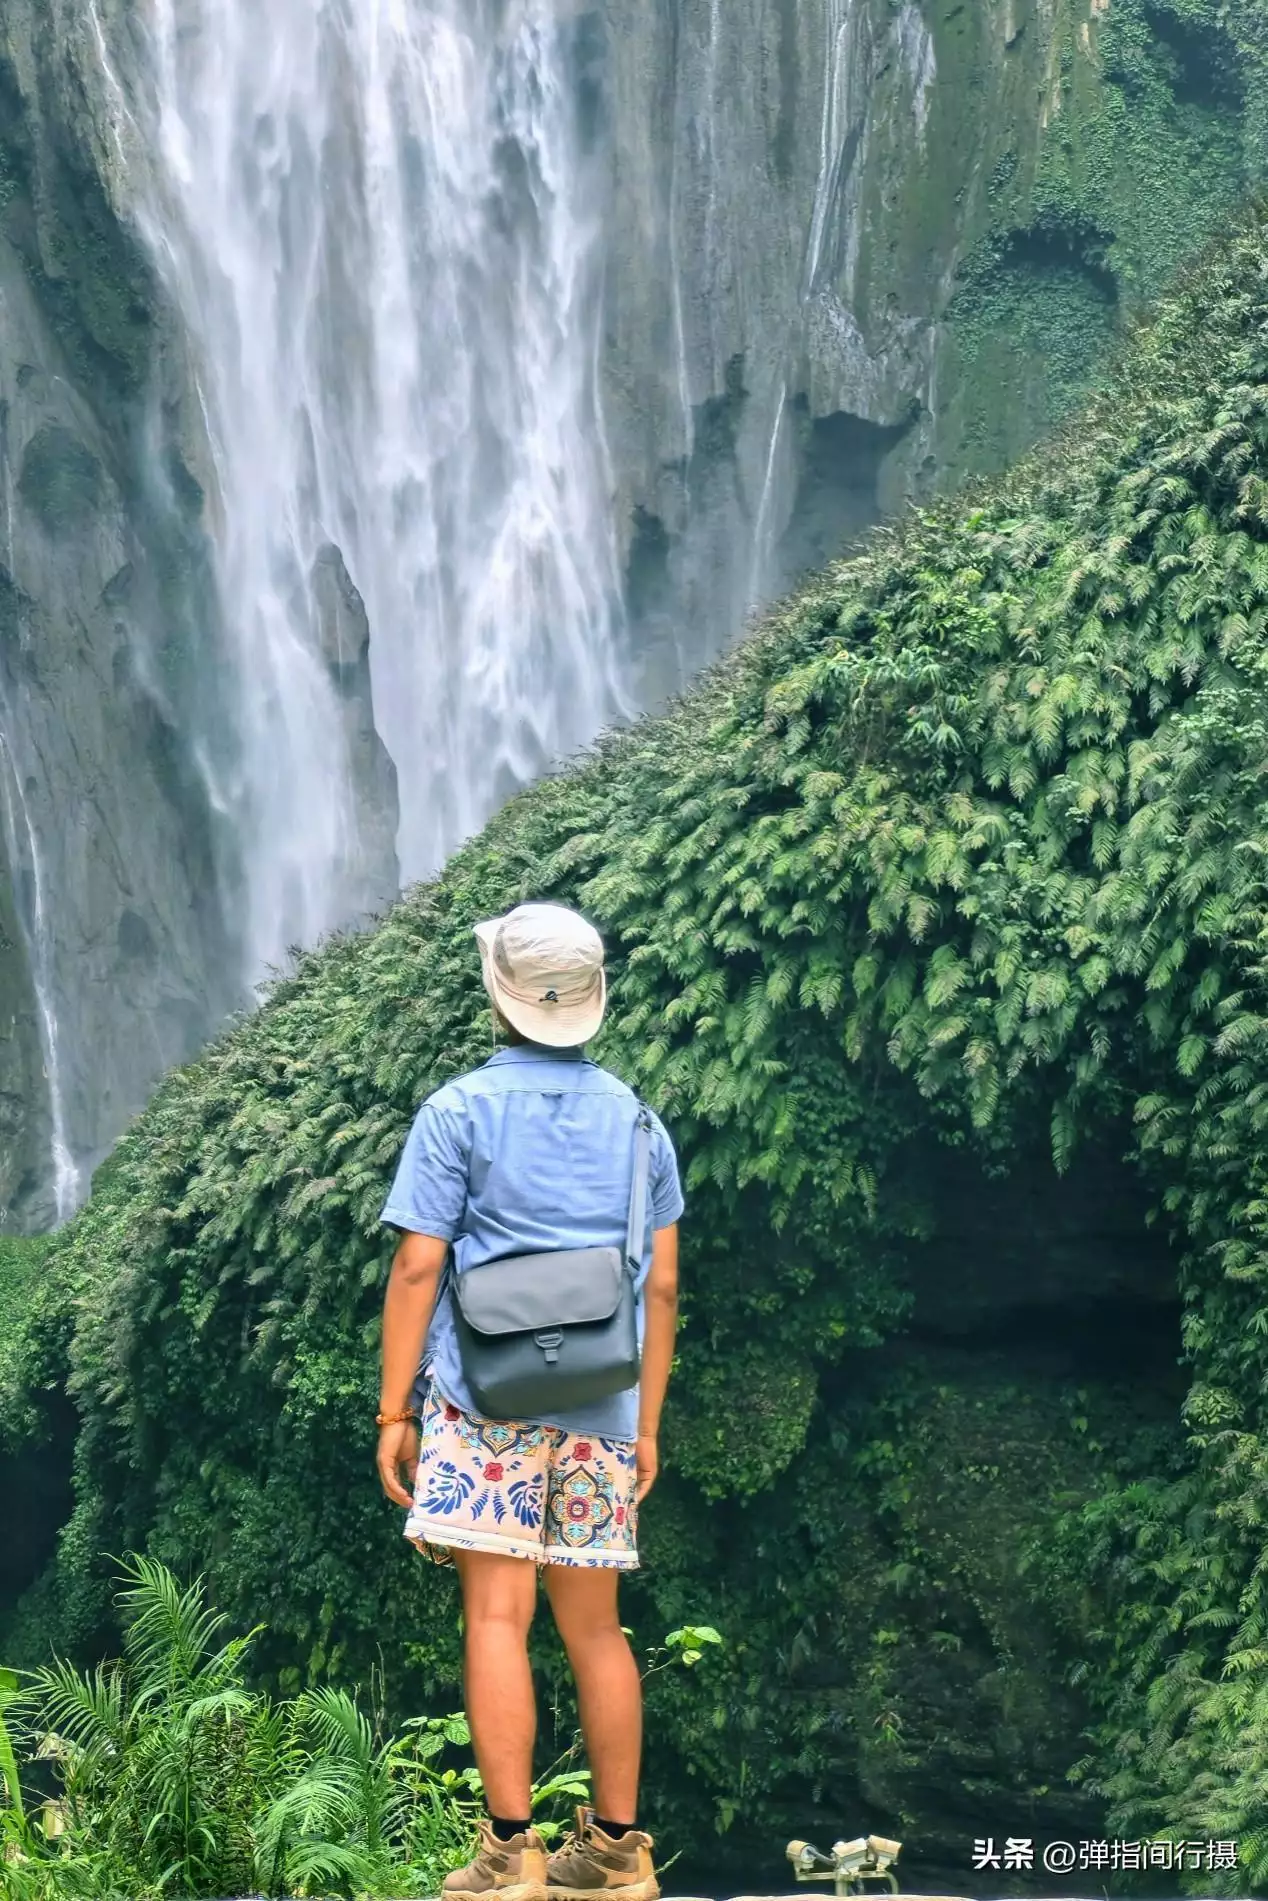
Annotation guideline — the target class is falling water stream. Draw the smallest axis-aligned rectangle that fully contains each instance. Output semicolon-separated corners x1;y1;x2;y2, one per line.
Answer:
0;420;79;1222
138;0;628;982
805;0;859;302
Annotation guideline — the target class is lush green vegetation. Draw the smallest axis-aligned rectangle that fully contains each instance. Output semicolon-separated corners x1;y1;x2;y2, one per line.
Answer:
10;206;1268;1887
0;1555;719;1900
0;1238;49;1354
937;0;1268;473
0;1235;56;1448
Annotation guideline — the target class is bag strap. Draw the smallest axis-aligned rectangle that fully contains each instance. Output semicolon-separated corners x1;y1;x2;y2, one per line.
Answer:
625;1102;654;1276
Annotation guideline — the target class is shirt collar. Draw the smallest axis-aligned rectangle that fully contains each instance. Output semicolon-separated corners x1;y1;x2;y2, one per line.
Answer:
484;1043;588;1067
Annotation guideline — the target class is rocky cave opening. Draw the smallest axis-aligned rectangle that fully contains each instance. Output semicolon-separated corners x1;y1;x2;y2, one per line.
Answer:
0;1384;76;1646
623;386;916;708
893;1122;1183;1389
1139;0;1248;113
772;1123;1188;1877
773;398;916;592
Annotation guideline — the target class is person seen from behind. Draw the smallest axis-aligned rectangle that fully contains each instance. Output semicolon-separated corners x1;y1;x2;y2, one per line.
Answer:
377;902;683;1901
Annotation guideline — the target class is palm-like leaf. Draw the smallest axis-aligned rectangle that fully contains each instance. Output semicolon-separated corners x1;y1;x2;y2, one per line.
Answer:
289;1685;411;1854
255;1766;393;1896
0;1667;26;1823
4;1561;708;1898
116;1555;260;1705
284;1834;390;1893
10;1659;130;1786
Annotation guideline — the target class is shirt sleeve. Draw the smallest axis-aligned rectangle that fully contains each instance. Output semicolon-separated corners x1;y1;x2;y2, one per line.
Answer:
380;1093;470;1239
648;1110;685;1229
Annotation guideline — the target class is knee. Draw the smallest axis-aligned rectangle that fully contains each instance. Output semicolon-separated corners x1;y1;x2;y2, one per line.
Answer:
464;1595;536;1642
551;1601;628;1654
545;1568;629;1653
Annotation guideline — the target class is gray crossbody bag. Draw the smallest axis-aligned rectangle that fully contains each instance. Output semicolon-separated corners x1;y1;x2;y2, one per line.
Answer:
449;1103;653;1421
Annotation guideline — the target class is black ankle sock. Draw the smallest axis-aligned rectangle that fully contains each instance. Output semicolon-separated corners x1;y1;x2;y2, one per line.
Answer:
593;1815;637;1839
490;1815;532;1842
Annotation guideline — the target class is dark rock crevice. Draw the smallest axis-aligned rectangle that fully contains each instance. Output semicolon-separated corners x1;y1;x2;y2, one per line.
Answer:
774;399;918;589
770;1128;1186;1888
0;1386;76;1625
625;363;918;707
1139;2;1247;112
309;543;400;923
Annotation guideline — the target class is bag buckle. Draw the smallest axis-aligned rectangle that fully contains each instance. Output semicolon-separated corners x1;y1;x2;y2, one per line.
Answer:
534;1329;565;1364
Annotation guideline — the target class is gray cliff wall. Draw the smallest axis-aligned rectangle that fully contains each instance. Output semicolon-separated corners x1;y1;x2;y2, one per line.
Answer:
0;830;43;1222
599;0;1268;688
0;0;237;1228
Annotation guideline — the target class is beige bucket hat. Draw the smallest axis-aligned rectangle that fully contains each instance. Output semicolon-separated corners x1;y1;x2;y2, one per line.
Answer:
474;902;607;1048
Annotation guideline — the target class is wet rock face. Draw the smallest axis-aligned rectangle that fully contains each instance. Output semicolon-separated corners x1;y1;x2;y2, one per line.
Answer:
597;0;1267;682
0;226;237;1229
310;543;400;926
0;846;44;1227
0;1;241;1230
18;426;104;532
599;0;940;662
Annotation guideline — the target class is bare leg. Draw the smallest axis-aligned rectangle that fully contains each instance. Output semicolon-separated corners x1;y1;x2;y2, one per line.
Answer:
453;1549;540;1819
545;1567;642;1822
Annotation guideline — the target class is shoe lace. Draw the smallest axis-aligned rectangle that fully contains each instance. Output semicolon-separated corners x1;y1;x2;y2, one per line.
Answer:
551;1819;588;1864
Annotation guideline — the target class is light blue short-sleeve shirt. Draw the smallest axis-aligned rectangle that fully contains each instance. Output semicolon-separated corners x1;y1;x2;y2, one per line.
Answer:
380;1044;685;1439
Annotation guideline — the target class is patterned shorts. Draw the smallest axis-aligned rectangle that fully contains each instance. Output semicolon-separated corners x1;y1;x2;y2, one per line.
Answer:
404;1383;640;1570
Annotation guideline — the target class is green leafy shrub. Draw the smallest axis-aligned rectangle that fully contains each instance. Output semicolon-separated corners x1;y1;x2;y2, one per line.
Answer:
2;1555;479;1899
15;204;1268;1887
2;1558;715;1900
0;1235;57;1446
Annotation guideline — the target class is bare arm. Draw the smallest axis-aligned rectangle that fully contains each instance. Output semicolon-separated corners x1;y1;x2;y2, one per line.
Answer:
635;1222;679;1501
376;1231;448;1506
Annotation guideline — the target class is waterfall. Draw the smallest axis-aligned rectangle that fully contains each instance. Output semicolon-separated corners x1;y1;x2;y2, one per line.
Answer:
0;739;78;1223
0;427;79;1223
805;0;860;301
748;384;788;610
135;0;627;982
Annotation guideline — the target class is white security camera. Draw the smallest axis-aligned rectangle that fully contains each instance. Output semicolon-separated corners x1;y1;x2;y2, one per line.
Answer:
785;1833;904;1895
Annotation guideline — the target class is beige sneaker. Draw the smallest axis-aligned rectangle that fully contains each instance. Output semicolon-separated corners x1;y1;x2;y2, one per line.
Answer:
443;1819;549;1901
545;1807;659;1901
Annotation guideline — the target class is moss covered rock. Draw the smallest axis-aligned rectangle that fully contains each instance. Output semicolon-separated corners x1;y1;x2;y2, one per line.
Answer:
928;0;1268;475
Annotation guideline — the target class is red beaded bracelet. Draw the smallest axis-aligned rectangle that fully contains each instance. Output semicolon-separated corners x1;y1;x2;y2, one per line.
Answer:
376;1408;417;1427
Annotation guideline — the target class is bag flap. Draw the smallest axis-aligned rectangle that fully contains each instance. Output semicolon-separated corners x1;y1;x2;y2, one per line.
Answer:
453;1247;624;1336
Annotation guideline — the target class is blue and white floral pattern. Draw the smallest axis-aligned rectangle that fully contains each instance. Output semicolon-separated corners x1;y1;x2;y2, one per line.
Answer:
403;1384;639;1570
